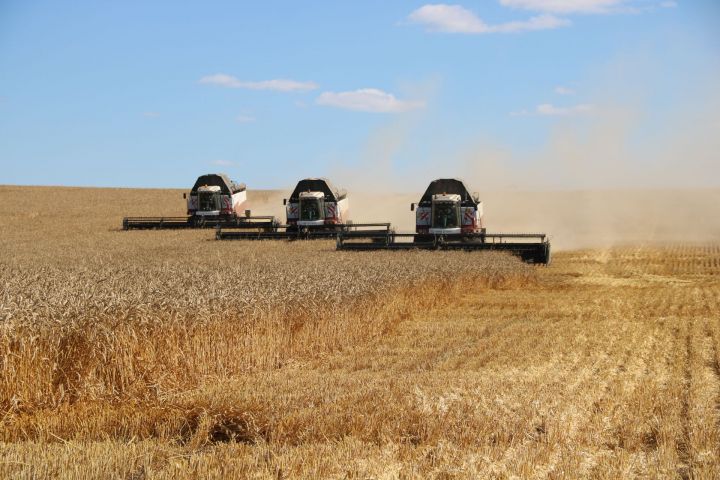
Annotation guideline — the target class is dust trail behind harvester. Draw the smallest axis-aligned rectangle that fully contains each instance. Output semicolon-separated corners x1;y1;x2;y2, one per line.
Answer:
299;58;720;251
479;188;720;250
247;188;720;251
246;87;720;251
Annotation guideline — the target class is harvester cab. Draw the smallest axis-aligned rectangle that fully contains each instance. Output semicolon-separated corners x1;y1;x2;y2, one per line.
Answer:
195;185;223;216
285;178;349;230
430;194;462;234
413;179;485;237
298;191;326;226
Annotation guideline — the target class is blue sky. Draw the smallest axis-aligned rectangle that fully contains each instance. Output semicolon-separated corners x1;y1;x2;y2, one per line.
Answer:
1;1;718;190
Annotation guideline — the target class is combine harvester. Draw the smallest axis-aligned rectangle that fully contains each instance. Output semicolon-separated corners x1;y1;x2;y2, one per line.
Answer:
216;178;391;240
122;173;277;230
336;178;551;264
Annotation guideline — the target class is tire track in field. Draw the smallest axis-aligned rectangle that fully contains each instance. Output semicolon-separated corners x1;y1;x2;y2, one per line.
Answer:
580;323;662;477
528;247;708;477
529;318;651;478
645;280;694;477
402;263;634;476
447;246;715;477
711;318;720;452
491;351;607;476
675;318;693;480
684;298;720;476
315;245;717;477
402;285;586;374
488;279;642;476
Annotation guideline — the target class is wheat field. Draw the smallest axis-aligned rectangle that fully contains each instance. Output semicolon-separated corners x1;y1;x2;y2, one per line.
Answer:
1;186;719;479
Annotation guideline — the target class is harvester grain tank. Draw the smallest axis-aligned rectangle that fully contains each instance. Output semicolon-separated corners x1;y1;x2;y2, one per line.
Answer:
336;178;551;264
216;178;390;240
122;173;277;229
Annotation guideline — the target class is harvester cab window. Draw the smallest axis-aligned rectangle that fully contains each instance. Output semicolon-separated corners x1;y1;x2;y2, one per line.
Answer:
198;192;220;211
433;202;460;229
300;198;324;221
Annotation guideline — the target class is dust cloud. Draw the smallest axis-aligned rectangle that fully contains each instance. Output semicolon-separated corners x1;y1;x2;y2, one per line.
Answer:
298;61;720;250
247;59;720;251
247;187;720;251
480;189;720;250
245;189;286;221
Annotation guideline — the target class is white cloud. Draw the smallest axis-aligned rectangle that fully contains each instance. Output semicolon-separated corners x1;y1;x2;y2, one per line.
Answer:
500;0;674;14
407;4;570;33
512;103;595;116
491;13;570;32
500;0;626;14
316;88;425;113
408;4;485;33
537;103;595;116
142;111;160;117
555;86;575;95
199;74;318;92
211;160;236;167
235;115;256;123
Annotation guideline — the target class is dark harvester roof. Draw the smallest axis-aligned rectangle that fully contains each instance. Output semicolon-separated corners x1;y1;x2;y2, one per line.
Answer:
418;178;477;206
190;174;246;195
289;178;347;202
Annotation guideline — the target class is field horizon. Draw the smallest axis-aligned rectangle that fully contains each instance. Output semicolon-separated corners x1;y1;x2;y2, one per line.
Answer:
3;184;719;250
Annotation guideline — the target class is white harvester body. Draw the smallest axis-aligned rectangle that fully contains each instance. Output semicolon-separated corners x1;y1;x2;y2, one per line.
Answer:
285;178;349;228
414;179;484;235
186;174;248;219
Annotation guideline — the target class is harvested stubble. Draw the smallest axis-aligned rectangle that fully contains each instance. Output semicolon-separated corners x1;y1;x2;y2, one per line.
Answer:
1;186;720;479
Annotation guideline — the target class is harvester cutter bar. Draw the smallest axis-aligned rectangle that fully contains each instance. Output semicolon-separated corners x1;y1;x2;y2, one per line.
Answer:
336;232;551;264
122;216;277;230
215;223;392;241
